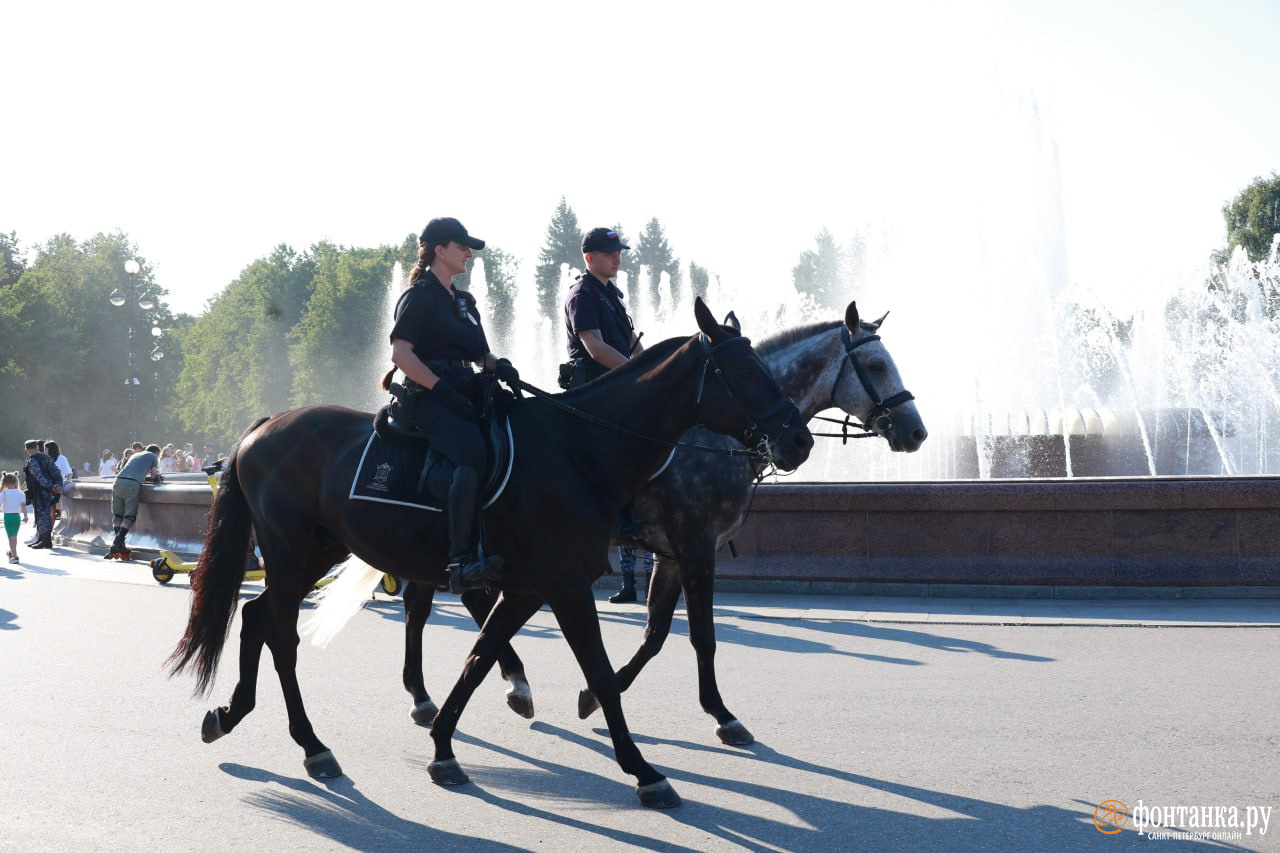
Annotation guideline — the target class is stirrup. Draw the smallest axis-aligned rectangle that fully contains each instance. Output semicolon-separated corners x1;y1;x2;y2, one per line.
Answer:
447;552;504;595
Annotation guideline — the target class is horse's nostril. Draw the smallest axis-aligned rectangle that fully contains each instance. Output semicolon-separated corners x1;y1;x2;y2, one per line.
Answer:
914;428;927;441
796;431;815;451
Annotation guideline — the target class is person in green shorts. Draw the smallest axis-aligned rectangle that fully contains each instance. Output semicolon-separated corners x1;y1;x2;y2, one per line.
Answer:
2;471;29;563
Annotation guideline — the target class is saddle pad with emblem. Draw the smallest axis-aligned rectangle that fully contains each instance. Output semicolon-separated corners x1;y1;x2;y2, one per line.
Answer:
347;420;515;512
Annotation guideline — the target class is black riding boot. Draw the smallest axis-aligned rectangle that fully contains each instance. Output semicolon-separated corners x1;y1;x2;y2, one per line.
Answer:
446;465;502;594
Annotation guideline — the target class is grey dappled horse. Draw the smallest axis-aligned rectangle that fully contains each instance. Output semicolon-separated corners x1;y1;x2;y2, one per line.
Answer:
399;301;926;746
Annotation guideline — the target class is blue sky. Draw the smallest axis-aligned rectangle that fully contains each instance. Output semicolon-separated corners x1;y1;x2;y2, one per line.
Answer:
8;0;1279;321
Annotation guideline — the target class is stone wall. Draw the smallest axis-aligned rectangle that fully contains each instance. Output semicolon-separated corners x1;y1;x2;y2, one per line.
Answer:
60;474;1280;594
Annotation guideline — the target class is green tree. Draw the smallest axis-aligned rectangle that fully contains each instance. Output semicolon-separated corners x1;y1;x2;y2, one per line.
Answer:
688;260;710;301
1217;171;1280;264
535;197;581;322
0;231;176;460
613;224;641;304
634;218;679;314
172;245;316;444
289;242;399;410
792;228;844;310
0;231;26;288
479;245;520;354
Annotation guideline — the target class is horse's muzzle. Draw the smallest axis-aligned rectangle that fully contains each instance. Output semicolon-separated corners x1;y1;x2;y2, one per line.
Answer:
884;405;928;453
769;420;814;472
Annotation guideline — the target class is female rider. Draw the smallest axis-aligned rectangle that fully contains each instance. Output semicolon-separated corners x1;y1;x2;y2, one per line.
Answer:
388;217;519;594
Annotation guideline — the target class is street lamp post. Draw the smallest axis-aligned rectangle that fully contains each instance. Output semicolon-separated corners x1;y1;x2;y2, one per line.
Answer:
150;325;164;425
110;259;155;443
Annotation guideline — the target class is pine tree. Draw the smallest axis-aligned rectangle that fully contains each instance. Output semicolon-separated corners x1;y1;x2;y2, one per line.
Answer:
688;261;710;301
535;197;581;322
635;218;679;315
792;228;844;310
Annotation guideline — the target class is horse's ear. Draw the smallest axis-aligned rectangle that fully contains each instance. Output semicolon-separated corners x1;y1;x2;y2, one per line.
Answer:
844;301;860;332
867;310;890;332
694;297;721;338
722;310;741;333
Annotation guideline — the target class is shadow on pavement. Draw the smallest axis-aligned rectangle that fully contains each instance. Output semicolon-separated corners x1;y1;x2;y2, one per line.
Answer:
530;723;1241;853
220;762;526;851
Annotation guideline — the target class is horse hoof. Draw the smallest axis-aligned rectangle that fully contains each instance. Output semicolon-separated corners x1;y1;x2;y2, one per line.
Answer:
411;700;438;727
428;758;470;786
715;719;755;746
577;688;600;719
506;690;535;720
303;750;343;779
636;779;681;809
201;709;227;744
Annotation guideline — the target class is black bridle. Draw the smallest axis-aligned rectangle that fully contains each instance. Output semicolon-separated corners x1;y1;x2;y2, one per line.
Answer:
693;334;799;458
811;324;915;443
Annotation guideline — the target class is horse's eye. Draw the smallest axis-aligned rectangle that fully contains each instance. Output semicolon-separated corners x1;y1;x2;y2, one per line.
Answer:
869;359;887;373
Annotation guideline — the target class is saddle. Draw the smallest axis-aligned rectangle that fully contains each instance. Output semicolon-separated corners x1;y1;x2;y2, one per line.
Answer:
351;379;516;511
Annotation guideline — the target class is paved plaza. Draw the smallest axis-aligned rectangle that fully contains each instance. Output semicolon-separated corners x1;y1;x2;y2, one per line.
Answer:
1;546;1278;852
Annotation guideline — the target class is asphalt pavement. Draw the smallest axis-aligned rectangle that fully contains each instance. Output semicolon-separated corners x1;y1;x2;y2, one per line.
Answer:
2;545;1278;852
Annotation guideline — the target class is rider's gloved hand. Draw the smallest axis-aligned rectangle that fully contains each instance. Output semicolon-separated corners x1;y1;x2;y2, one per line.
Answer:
494;358;520;385
432;381;477;421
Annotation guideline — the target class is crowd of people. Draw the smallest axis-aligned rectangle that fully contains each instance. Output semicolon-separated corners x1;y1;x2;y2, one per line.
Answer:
2;437;224;565
99;441;219;477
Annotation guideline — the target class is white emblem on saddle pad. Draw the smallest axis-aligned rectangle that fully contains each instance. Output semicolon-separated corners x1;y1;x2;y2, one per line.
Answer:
367;462;393;492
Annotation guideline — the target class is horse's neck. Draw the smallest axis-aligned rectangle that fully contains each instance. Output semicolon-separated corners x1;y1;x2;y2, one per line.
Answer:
563;341;702;493
764;328;844;422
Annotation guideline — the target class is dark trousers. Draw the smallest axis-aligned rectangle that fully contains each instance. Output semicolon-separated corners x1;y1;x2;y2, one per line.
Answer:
411;387;486;557
30;491;53;539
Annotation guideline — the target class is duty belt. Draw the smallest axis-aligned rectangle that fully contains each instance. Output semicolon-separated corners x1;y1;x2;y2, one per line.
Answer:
424;359;474;371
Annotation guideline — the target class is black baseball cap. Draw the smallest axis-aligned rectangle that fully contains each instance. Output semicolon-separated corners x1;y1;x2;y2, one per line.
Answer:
420;217;485;250
582;227;629;254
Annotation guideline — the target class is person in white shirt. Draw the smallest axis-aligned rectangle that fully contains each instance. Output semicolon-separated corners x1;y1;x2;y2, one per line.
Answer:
100;449;119;478
1;471;29;563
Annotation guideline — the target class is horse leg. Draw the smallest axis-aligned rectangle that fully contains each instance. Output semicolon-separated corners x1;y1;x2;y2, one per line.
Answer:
550;583;680;809
460;587;534;720
427;592;543;786
679;547;753;746
402;581;440;726
259;538;342;779
202;593;270;743
577;556;683;720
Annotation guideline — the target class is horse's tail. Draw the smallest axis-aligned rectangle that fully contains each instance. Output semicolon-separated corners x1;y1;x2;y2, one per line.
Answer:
166;418;267;695
379;366;396;392
301;556;383;648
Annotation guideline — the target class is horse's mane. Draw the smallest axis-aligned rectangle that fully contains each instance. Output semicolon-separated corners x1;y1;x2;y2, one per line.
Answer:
755;320;843;358
558;334;691;399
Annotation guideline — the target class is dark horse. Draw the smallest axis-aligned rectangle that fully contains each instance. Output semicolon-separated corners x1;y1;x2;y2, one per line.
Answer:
168;298;813;809
395;301;926;745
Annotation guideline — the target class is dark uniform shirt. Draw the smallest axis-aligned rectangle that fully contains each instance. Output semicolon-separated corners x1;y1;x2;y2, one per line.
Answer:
564;272;635;362
390;270;490;370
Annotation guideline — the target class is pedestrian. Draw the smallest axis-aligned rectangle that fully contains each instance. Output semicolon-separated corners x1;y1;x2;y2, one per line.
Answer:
107;443;161;559
1;472;29;563
100;449;118;478
384;217;520;594
22;439;61;549
562;226;652;604
44;439;74;524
